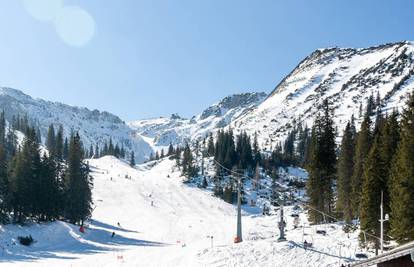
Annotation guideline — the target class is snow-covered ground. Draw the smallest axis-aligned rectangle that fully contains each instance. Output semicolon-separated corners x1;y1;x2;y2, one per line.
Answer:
0;156;367;266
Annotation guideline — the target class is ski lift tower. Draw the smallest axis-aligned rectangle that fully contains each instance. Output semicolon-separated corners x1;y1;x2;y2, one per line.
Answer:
235;173;243;243
277;198;287;242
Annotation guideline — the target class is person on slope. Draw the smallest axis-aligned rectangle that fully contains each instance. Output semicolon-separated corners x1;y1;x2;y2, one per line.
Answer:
111;232;116;238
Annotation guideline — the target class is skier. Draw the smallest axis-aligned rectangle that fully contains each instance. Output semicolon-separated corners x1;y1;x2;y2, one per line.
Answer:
111;232;115;238
117;222;121;227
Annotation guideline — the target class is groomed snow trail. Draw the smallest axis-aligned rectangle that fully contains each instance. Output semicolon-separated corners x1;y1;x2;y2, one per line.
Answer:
1;156;362;266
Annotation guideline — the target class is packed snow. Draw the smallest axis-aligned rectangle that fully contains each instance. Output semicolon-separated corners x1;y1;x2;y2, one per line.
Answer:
0;156;370;267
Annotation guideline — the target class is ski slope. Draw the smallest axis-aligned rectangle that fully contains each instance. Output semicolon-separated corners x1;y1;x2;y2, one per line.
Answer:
1;156;365;266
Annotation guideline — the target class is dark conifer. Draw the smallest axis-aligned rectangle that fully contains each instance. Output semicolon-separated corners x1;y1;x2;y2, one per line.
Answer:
337;120;356;222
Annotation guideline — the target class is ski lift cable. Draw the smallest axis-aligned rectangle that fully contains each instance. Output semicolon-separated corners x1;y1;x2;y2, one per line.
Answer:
212;158;383;242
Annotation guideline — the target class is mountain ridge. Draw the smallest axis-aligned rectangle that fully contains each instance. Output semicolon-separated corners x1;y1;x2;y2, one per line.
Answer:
1;41;413;157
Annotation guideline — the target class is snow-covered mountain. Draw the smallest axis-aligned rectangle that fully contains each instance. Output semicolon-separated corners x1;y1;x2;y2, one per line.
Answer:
131;41;414;151
2;41;413;159
128;92;267;150
230;41;414;149
0;87;152;162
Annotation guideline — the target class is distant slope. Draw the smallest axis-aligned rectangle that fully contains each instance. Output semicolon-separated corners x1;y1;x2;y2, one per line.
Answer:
129;92;267;150
232;41;414;149
0;87;152;162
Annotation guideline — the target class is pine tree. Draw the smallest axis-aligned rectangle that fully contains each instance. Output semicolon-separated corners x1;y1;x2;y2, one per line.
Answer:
10;127;41;222
130;151;135;167
95;144;100;159
283;130;296;165
337;120;356;222
207;133;215;156
182;143;196;178
175;147;181;168
64;133;93;225
252;132;262;166
389;94;414;243
360;132;386;246
120;145;126;158
351;109;372;216
89;144;94;158
46;124;56;157
55;125;64;161
306;99;336;223
108;138;114;156
167;143;174;156
0;144;9;220
297;124;310;167
236;132;253;170
114;144;120;158
0;111;5;145
38;154;62;221
102;142;108;157
63;137;69;160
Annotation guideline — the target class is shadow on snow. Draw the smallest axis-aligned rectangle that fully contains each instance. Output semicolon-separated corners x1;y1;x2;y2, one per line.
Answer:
0;219;166;263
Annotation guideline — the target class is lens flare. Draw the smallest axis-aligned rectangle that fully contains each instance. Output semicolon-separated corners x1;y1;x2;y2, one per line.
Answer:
54;6;96;47
23;0;63;21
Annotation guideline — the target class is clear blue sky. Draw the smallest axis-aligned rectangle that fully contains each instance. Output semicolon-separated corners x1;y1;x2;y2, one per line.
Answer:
0;0;413;121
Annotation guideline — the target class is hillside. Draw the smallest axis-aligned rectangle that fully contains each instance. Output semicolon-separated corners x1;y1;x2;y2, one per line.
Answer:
0;87;152;162
232;41;414;148
0;156;364;267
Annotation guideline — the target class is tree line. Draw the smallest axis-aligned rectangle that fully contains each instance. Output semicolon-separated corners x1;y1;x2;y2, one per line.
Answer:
0;115;93;226
307;93;414;247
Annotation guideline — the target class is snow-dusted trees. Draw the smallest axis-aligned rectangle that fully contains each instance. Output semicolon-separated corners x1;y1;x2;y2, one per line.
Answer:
181;143;197;178
0;113;92;225
389;94;414;243
64;133;93;225
130;151;135;167
306;99;336;224
336;119;356;222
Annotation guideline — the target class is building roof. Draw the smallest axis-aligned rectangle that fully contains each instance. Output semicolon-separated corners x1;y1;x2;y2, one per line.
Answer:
351;241;414;267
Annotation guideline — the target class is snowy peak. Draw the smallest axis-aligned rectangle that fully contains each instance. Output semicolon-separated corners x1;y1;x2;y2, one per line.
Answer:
199;92;267;120
129;92;267;149
232;41;414;149
0;87;152;162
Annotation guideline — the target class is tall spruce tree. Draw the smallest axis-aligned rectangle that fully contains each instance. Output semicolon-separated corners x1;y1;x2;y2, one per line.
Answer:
0;144;9;220
167;143;174;156
252;132;262;166
297;124;310;167
306;99;336;223
46;124;56;157
130;151;135;167
207;133;215;156
337;120;356;222
55;125;64;161
0;111;5;145
182;143;196;178
10;127;41;222
38;154;62;221
63;137;69;160
360;129;386;247
351;109;372;216
94;144;100;159
389;94;414;243
64;133;93;225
